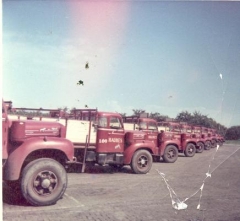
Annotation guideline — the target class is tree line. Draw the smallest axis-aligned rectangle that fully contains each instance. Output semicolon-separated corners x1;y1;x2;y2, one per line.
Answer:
126;109;239;140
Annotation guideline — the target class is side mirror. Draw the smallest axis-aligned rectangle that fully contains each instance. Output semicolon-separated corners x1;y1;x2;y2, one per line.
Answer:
92;123;98;128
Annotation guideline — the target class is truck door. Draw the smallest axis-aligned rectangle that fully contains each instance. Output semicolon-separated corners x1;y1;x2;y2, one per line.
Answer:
96;116;124;153
147;121;159;145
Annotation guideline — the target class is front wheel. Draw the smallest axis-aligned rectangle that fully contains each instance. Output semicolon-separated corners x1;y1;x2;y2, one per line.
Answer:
21;158;67;206
162;145;178;163
184;143;196;157
131;150;152;174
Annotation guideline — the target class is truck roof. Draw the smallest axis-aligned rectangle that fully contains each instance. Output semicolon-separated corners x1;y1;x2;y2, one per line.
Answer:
97;112;122;118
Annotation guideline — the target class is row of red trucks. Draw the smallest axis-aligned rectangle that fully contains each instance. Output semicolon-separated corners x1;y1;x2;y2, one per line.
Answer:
2;100;225;206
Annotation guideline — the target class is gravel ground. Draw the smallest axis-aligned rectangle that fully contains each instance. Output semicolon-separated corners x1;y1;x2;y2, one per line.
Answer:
3;143;240;221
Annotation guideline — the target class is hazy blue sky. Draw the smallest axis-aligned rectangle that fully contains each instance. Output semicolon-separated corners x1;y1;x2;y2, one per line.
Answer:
2;1;240;127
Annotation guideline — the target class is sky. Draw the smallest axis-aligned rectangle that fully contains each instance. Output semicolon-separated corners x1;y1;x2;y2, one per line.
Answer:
2;0;240;127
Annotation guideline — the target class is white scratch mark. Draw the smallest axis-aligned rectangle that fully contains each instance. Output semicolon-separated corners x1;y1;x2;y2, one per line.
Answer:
64;193;84;206
156;169;188;210
206;172;211;178
200;183;205;191
219;73;223;79
156;144;238;211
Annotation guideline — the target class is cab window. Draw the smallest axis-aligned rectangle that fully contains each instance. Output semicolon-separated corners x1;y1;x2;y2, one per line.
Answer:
165;126;170;132
98;117;108;128
139;122;147;130
110;117;122;129
148;122;158;131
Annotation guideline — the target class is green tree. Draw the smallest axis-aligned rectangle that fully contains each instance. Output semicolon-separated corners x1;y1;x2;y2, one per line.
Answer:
175;111;192;123
175;110;227;135
132;109;146;117
149;112;169;122
119;113;126;117
225;126;240;140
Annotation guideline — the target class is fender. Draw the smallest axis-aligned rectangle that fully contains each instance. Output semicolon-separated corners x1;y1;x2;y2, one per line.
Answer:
123;142;155;165
182;140;197;149
159;140;180;156
211;138;217;143
3;137;74;181
197;141;204;145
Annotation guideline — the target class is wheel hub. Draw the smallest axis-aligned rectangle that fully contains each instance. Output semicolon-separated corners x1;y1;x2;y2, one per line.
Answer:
41;178;51;188
33;170;58;196
168;150;174;158
140;158;146;165
138;156;147;167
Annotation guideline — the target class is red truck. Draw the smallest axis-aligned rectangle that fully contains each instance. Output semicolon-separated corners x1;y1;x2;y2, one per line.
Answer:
158;121;197;160
124;118;197;162
208;128;225;147
124;117;179;163
2;100;161;206
191;126;211;152
2;101;73;206
200;127;216;149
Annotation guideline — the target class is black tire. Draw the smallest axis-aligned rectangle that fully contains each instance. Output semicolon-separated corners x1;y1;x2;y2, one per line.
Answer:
21;158;67;206
204;141;211;150
130;150;152;174
184;143;196;157
196;142;204;153
162;145;178;163
211;140;217;148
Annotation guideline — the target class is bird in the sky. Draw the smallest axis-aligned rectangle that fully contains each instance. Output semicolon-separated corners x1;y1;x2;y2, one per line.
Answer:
77;80;84;86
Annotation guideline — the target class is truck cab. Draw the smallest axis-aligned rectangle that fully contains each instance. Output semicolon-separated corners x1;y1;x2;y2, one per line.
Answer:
158;121;197;159
94;112;125;165
124;117;180;163
91;113;156;174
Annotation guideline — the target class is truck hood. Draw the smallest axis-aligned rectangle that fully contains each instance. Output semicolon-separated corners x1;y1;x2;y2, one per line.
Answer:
10;120;66;142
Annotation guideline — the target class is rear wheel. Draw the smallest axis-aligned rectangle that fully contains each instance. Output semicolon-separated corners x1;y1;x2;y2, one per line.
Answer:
196;142;204;153
211;140;217;148
162;145;178;163
204;141;211;150
131;150;152;174
21;158;67;206
184;143;196;157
